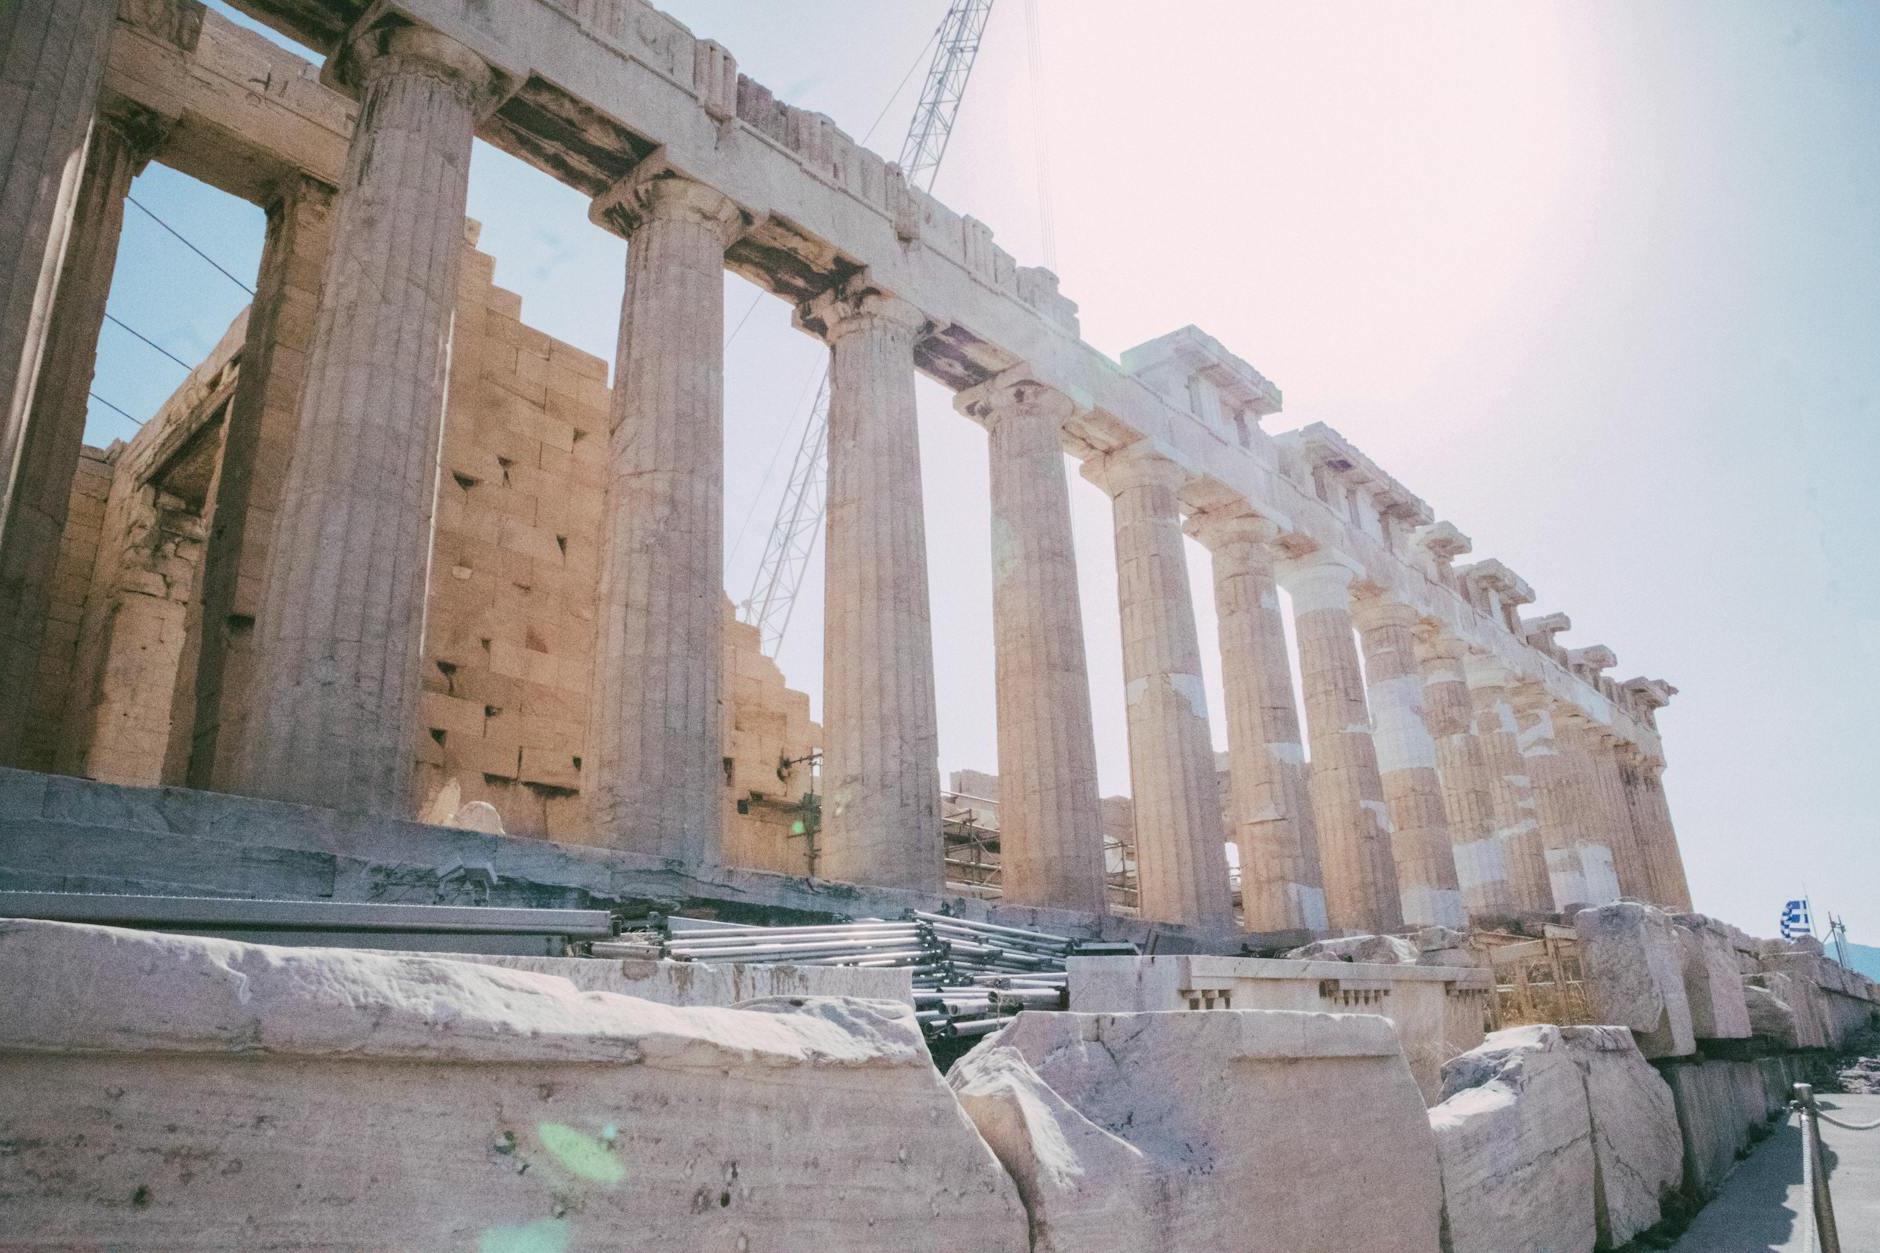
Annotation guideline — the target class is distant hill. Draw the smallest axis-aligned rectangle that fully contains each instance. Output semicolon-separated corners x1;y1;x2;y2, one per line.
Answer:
1840;942;1880;982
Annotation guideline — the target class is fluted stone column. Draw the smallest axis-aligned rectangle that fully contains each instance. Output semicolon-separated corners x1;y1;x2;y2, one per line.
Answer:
1416;629;1513;917
797;285;941;892
0;0;116;583
1512;684;1609;910
1189;508;1324;933
1354;598;1464;929
1082;445;1232;930
187;176;338;789
1464;655;1550;913
1587;728;1649;901
584;166;746;862
239;27;494;813
1;110;161;764
1624;750;1694;911
1554;709;1621;904
957;371;1105;913
1281;555;1402;934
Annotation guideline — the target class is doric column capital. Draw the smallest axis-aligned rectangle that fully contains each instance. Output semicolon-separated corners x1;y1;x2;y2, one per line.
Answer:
1507;677;1557;716
330;22;507;112
1078;441;1185;498
1412;625;1468;668
1349;595;1420;634
954;365;1080;429
1462;651;1517;692
793;279;929;346
1276;551;1361;613
1183;505;1280;554
94;97;172;168
1520;611;1573;648
590;154;750;242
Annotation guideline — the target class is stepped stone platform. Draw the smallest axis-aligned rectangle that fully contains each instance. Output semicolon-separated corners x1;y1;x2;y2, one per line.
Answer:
0;767;1224;947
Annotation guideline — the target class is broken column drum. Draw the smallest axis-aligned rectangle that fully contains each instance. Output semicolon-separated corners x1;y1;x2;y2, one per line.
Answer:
1085;445;1232;930
1283;556;1402;934
585;166;746;863
238;27;496;814
801;285;943;893
1190;508;1325;933
1353;597;1464;929
961;372;1107;914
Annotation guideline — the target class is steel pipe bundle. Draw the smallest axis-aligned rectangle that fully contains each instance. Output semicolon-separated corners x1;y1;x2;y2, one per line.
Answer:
614;910;1102;1042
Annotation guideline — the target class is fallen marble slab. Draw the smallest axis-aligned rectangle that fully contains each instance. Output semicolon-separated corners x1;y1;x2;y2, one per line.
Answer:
1560;1025;1681;1249
1431;1025;1597;1253
1575;902;1695;1059
0;919;1027;1250
952;1009;1442;1252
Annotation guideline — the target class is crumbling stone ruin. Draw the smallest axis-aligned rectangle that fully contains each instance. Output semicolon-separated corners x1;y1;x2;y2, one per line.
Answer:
3;1;1872;1250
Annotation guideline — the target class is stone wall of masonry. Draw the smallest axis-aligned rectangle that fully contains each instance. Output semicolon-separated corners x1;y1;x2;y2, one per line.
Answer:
0;0;1695;931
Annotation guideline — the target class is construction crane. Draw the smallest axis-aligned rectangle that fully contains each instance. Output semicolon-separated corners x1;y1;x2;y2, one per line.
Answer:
739;0;998;656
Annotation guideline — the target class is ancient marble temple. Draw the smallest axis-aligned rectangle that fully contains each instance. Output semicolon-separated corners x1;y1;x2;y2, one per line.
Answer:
0;0;1692;938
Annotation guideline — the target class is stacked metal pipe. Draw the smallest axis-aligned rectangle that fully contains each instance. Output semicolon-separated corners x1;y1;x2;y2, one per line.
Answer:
600;910;1084;1042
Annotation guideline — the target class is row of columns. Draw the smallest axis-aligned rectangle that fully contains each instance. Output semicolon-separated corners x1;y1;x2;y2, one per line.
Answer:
0;10;1693;935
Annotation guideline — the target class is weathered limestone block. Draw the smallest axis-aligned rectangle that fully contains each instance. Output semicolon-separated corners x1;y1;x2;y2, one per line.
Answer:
949;1043;1162;1252
1759;951;1846;1046
1672;916;1751;1041
1743;982;1800;1050
1657;1059;1765;1201
1756;1055;1801;1118
1430;1026;1596;1253
1411;925;1482;967
1559;1026;1681;1249
435;953;914;1005
1066;953;1489;1104
1746;971;1825;1050
958;1009;1443;1252
0;920;1028;1250
1574;902;1694;1059
1284;932;1419;965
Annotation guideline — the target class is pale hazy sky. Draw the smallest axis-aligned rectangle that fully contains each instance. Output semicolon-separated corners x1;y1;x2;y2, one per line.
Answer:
90;1;1878;941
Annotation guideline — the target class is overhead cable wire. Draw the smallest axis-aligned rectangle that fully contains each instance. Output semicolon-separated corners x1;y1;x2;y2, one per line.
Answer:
863;18;946;146
103;313;194;371
88;392;145;427
126;195;256;295
722;17;944;355
1024;0;1059;270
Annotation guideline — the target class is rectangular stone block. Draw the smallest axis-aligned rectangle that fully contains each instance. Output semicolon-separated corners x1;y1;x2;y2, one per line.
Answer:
1431;1026;1596;1253
1657;1058;1765;1201
1574;902;1694;1059
1067;954;1490;1103
1559;1026;1681;1249
0;920;1026;1250
1672;915;1750;1041
953;1009;1442;1252
1747;970;1828;1050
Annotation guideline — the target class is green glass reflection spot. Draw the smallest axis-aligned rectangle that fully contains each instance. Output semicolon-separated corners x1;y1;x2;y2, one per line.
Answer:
537;1122;626;1184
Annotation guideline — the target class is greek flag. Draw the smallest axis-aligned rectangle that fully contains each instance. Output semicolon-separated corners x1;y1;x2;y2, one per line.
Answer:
1780;898;1812;939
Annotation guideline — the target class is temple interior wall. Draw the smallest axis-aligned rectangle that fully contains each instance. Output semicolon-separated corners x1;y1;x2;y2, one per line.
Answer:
27;225;820;863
